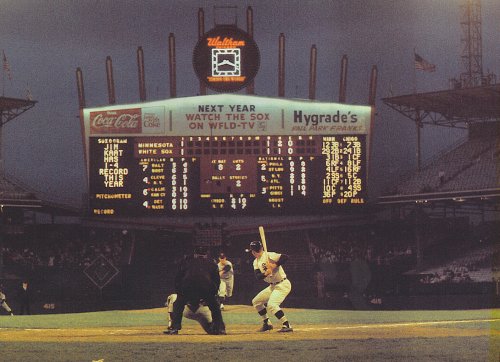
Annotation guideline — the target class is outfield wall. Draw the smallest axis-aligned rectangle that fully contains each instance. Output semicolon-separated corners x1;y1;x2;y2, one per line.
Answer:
0;266;496;315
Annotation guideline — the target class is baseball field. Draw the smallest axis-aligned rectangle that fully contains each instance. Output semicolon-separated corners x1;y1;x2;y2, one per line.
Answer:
0;305;499;361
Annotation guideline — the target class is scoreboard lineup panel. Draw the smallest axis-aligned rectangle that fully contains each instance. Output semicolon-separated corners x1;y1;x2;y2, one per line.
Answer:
89;134;366;216
84;94;372;216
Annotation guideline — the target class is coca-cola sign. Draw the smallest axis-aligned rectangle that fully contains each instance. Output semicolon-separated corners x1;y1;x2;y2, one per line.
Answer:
90;108;142;134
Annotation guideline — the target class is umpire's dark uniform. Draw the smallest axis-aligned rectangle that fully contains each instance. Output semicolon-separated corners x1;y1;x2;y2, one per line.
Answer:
169;255;225;335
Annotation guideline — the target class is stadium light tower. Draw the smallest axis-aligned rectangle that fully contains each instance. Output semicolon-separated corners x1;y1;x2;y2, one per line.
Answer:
459;0;483;88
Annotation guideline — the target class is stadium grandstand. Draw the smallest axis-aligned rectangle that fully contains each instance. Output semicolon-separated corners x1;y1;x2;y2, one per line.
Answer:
0;97;82;214
376;85;499;309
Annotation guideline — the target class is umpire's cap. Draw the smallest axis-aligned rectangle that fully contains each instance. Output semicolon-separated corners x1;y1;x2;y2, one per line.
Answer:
248;240;263;252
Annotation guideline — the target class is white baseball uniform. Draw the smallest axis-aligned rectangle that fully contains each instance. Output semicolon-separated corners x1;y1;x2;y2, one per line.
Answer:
217;259;234;298
166;294;212;328
0;291;13;315
251;251;292;315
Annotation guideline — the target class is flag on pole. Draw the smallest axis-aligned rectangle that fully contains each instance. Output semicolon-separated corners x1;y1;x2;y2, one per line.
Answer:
414;52;436;72
2;51;13;81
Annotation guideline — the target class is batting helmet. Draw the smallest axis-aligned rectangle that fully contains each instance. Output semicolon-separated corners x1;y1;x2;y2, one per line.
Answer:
249;240;263;252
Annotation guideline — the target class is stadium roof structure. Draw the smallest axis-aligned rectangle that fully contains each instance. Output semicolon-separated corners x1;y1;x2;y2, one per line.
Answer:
0;96;41;209
0;96;37;126
382;83;500;128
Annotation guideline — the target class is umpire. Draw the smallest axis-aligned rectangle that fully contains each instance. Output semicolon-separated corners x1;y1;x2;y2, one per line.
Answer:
166;250;226;335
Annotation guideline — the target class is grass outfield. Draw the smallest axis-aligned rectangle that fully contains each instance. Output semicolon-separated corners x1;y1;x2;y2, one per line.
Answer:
0;306;499;361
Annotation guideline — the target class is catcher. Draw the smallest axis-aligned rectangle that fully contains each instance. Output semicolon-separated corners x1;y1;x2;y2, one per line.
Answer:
164;293;213;334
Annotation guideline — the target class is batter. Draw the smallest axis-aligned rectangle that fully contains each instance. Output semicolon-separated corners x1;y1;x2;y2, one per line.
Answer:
248;240;293;332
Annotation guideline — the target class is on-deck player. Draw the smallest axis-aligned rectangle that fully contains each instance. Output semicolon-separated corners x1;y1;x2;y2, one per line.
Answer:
217;252;234;310
248;240;293;332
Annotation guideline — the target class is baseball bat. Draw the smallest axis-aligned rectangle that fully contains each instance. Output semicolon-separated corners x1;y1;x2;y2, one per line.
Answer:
258;226;268;253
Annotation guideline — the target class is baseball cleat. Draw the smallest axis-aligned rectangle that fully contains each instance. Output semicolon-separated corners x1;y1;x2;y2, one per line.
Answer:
257;323;273;332
163;328;179;335
277;325;293;332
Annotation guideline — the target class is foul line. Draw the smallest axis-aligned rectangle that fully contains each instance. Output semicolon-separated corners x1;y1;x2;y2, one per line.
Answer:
297;318;500;331
0;318;498;333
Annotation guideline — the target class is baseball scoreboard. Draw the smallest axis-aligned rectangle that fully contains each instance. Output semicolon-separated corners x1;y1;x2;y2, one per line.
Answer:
82;94;373;216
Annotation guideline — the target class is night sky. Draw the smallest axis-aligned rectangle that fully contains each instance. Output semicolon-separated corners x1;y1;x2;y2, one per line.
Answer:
0;0;499;205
